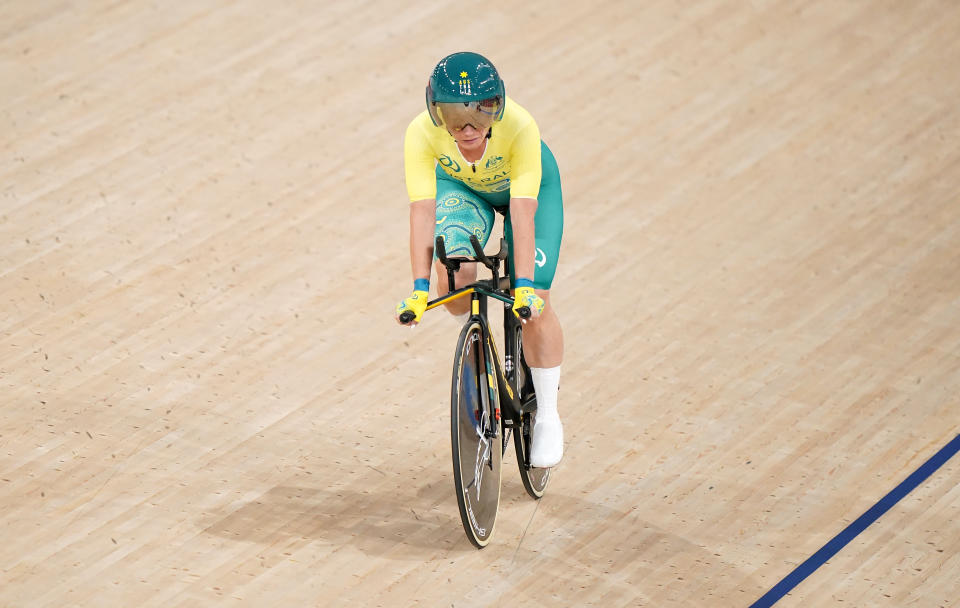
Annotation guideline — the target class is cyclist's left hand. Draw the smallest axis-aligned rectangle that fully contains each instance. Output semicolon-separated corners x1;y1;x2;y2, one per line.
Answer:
512;285;545;321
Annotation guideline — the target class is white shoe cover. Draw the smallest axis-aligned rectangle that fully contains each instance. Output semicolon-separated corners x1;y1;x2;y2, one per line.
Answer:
529;415;563;468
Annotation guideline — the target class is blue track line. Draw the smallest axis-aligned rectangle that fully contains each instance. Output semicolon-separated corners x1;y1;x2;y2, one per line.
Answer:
750;433;960;608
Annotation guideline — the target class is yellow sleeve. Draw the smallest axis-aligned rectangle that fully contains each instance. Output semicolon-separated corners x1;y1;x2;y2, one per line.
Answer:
404;115;437;202
509;120;542;200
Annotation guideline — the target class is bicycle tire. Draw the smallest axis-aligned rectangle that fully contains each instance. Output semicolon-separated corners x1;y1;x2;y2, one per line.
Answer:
510;324;550;499
450;320;502;548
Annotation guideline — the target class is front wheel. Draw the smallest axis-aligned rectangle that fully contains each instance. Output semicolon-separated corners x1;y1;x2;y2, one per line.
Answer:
509;325;550;499
451;321;502;548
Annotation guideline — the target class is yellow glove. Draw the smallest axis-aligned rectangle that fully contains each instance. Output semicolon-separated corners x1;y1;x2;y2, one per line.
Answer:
512;279;544;320
396;279;430;324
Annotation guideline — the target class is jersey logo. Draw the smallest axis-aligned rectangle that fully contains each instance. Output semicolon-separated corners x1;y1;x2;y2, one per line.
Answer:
535;248;547;268
438;155;461;173
484;156;505;170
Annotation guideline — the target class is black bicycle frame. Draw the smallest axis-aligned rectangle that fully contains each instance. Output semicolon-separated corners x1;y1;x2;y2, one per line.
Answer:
431;235;535;426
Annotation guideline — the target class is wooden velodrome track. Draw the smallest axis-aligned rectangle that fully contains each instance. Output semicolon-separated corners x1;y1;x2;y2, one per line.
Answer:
2;1;958;606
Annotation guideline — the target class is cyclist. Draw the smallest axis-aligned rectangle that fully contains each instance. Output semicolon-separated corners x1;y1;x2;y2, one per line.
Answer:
395;52;565;468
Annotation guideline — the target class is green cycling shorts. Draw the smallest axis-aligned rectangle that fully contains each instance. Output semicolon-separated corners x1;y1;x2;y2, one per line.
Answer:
434;140;563;290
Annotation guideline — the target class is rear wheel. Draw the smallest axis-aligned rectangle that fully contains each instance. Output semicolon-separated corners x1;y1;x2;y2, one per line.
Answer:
451;321;502;548
509;325;550;499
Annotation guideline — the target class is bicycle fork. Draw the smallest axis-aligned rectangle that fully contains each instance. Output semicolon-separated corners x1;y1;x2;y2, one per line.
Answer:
469;293;500;472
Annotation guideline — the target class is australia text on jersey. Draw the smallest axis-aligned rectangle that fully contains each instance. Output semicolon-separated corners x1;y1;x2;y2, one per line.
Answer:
439;155;511;193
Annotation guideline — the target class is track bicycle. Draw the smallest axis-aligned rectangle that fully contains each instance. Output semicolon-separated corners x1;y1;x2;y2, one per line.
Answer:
399;233;551;548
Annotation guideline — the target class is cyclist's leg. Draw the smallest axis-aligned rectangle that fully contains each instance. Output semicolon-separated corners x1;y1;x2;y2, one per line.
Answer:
505;141;564;467
520;291;563;367
504;140;564;367
434;171;496;316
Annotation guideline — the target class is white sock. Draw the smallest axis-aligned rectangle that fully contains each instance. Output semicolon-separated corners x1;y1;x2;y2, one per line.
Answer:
530;366;561;420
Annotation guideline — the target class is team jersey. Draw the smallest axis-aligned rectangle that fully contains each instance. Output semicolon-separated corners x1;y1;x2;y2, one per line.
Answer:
404;97;542;202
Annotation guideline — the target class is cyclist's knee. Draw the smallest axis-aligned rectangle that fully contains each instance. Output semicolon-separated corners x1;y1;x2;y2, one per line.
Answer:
443;300;470;317
435;261;477;293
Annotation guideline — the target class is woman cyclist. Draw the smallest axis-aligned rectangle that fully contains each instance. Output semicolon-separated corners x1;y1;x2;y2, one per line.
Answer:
395;52;565;468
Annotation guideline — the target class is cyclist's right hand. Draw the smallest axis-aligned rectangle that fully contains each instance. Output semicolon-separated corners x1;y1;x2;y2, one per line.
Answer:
396;280;430;325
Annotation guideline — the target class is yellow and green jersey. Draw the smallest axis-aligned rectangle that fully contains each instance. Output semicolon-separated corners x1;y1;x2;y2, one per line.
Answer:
404;97;542;201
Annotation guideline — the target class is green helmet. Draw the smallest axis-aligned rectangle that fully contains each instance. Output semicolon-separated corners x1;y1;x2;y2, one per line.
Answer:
426;52;506;130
